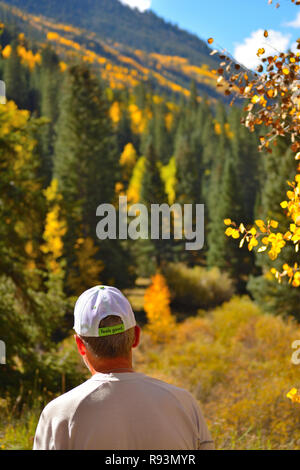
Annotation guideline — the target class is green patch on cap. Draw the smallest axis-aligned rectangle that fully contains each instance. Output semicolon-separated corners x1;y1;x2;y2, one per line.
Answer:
98;323;125;337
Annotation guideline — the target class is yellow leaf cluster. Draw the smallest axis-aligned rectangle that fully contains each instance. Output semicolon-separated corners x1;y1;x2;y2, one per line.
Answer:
120;143;137;182
2;44;11;58
17;45;41;70
225;171;300;282
67;237;103;295
41;179;66;274
109;101;121;125
160;156;177;205
127;156;146;204
287;388;300;403
144;272;175;343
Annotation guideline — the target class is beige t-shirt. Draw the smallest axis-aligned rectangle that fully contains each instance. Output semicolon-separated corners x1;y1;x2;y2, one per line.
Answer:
33;371;214;450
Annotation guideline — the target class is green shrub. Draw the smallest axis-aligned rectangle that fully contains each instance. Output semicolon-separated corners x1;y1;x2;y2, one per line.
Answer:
162;263;234;310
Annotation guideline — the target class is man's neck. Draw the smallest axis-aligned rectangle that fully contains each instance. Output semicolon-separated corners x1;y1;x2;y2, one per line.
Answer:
88;356;134;375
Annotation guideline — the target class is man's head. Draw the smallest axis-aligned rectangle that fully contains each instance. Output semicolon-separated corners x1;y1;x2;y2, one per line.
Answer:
73;286;140;373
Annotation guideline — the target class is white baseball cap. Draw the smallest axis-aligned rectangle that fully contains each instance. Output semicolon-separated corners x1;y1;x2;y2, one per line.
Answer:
73;285;136;337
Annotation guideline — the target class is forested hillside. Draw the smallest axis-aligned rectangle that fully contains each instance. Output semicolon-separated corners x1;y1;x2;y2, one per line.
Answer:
0;0;299;450
1;0;218;65
0;0;227;100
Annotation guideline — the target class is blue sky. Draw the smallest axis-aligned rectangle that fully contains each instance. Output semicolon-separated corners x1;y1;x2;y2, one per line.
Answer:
120;0;300;68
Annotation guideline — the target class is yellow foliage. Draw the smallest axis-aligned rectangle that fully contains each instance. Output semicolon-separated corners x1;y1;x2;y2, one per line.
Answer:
67;237;104;295
109;101;121;125
41;179;66;274
214;121;222;135
165;112;173;131
17;45;41;70
226;172;300;284
144;272;176;343
120;143;137;181
129;104;152;134
59;61;67;72
2;44;11;58
127;156;146;204
138;296;300;449
160;156;177;205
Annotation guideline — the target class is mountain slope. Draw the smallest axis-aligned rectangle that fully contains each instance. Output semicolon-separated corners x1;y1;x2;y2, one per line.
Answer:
0;0;229;101
1;0;217;67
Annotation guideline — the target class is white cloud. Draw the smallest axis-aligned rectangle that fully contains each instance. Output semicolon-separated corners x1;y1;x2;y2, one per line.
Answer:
285;11;300;28
291;41;299;54
234;29;291;70
119;0;151;12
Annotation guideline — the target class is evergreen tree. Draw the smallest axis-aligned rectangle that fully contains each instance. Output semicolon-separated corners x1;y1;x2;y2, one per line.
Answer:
207;152;248;291
3;39;30;109
174;132;200;205
117;107;134;154
139;138;172;270
153;102;171;165
54;63;134;290
189;79;198;113
37;46;61;185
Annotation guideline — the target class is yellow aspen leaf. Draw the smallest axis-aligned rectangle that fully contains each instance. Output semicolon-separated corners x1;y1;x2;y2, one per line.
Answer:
2;44;11;58
225;227;233;236
231;229;240;239
257;48;265;57
239;223;246;233
248;238;259;251
287;388;300;402
251;95;260;104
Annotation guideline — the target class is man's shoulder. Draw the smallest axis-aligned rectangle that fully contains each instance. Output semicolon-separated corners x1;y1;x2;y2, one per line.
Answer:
42;377;97;418
137;373;197;403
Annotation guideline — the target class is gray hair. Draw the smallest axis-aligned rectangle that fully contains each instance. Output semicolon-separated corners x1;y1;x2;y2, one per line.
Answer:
79;315;136;359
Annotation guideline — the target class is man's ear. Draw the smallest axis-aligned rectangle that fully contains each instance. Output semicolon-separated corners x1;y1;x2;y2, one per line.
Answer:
132;325;141;349
75;334;87;356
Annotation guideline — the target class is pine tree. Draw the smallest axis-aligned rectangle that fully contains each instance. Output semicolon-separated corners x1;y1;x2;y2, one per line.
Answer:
153;102;171;165
138;137;172;270
189;79;198;113
37;46;61;186
174;132;200;205
3;39;30;109
54;64;134;290
117;107;134;154
207;152;248;291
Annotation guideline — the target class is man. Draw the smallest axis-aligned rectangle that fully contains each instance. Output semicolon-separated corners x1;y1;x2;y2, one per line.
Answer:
33;285;214;450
